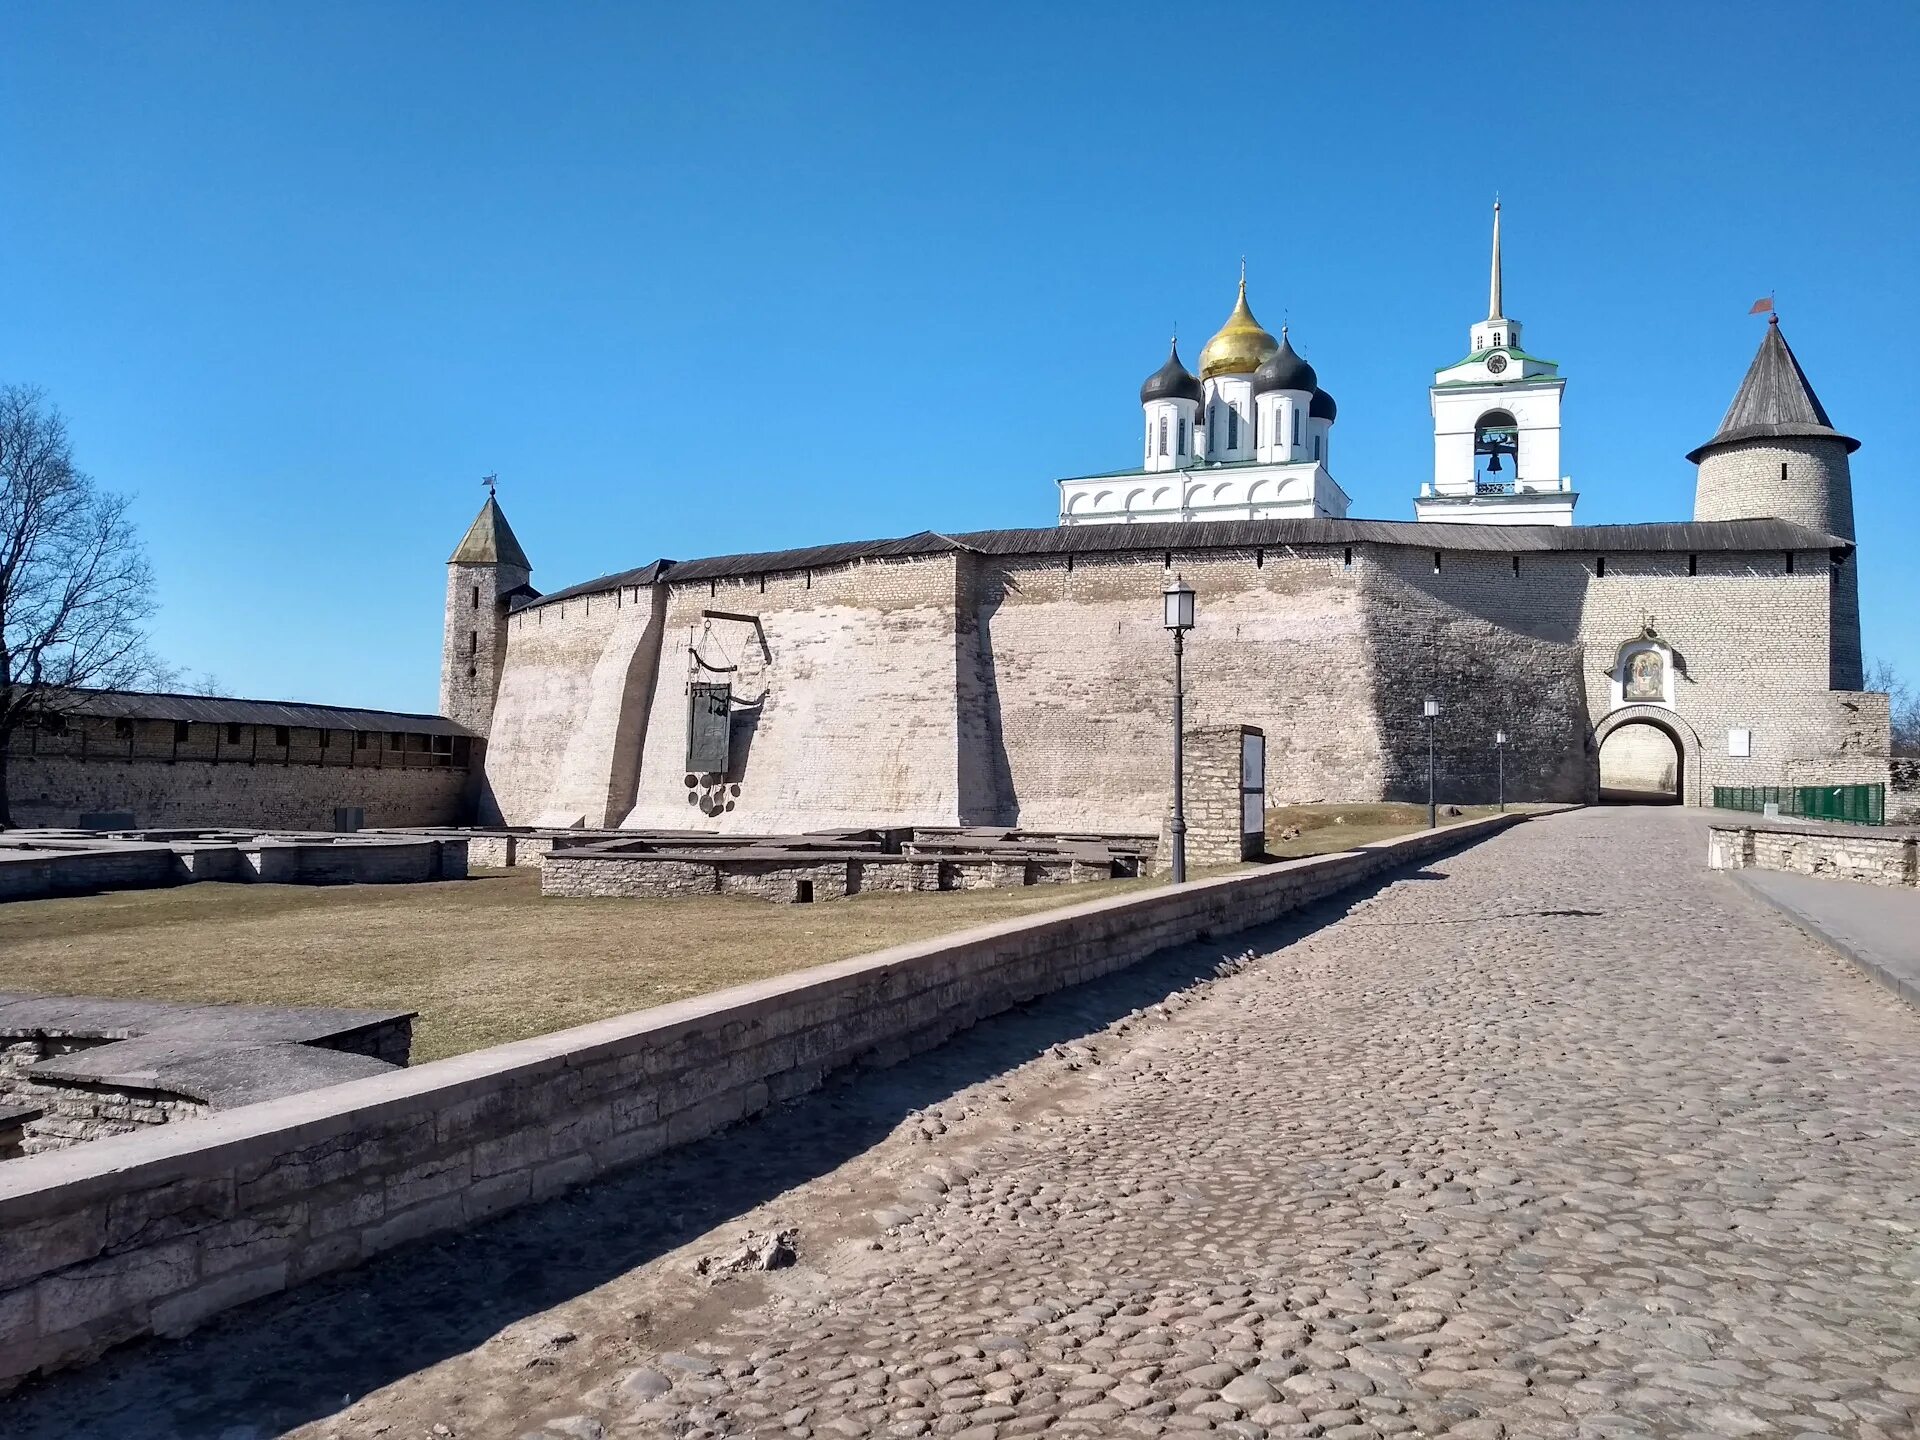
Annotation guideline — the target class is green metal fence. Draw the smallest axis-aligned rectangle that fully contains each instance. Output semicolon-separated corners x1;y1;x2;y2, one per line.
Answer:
1712;784;1885;826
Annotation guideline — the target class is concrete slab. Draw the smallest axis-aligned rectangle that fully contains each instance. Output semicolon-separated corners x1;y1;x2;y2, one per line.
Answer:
1735;867;1920;1007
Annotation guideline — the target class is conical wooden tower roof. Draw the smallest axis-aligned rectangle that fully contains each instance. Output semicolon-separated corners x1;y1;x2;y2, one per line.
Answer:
449;495;531;570
1687;320;1859;463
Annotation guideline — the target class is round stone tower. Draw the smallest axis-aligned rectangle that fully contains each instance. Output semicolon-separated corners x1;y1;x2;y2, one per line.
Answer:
1688;318;1861;690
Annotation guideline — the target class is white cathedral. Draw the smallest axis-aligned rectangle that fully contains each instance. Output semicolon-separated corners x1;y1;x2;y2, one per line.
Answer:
1057;202;1574;527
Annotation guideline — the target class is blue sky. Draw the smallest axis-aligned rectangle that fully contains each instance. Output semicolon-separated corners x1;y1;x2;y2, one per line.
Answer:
5;2;1916;713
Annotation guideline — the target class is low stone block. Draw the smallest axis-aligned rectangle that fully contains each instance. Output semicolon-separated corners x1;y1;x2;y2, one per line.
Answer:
37;1241;199;1334
105;1173;237;1251
472;1126;549;1179
384;1152;473;1210
530;1153;594;1202
360;1193;465;1255
150;1261;288;1339
463;1167;533;1222
0;1205;108;1290
199;1205;307;1278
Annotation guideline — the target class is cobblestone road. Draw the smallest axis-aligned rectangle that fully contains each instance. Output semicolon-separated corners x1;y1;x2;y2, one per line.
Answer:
21;808;1920;1439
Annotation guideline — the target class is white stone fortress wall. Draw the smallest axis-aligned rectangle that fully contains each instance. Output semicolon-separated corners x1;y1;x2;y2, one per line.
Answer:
474;524;1888;833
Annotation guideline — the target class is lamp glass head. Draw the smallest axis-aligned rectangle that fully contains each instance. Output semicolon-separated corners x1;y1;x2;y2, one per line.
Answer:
1162;575;1196;631
1423;699;1440;719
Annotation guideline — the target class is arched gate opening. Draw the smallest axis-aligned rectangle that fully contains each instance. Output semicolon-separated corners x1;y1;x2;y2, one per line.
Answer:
1597;719;1684;806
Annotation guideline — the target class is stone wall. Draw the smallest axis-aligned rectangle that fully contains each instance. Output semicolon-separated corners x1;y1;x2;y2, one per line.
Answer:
1692;436;1860;689
481;536;1887;832
483;585;665;828
1707;821;1918;889
0;811;1537;1388
624;556;969;832
1891;761;1920;826
538;852;1108;902
3;753;468;832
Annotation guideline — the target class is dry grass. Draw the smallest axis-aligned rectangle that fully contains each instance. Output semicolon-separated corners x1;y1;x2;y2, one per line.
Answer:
1262;801;1516;858
0;804;1511;1062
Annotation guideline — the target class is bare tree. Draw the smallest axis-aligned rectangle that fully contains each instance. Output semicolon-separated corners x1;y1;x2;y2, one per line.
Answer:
1866;659;1920;758
0;386;163;826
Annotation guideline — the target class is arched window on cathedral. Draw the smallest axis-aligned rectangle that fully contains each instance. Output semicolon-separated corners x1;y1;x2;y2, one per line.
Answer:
1158;415;1168;456
1177;417;1187;455
1314;433;1323;462
1474;410;1519;490
1292;409;1301;447
1227;407;1238;450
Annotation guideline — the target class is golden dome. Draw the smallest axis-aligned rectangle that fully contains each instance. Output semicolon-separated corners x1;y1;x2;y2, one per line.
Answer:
1197;276;1280;380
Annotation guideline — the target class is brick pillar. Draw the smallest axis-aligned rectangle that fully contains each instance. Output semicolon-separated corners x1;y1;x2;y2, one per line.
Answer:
1156;724;1263;871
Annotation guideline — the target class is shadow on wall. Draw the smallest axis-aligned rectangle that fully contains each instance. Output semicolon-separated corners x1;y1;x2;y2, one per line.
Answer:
3;863;1429;1440
1361;553;1591;806
958;567;1017;826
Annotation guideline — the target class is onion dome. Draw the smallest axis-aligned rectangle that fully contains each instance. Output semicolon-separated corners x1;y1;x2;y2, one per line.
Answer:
1310;387;1337;421
1139;339;1203;406
1251;327;1318;396
1197;276;1280;380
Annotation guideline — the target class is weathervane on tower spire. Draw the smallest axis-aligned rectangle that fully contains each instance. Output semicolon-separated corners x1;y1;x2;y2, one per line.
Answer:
482;472;499;497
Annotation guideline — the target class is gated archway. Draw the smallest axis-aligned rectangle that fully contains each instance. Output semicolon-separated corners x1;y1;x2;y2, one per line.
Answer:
1590;705;1704;807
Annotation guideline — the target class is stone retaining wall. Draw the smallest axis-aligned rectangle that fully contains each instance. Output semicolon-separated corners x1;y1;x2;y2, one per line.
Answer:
1707;821;1918;889
0;811;1540;1389
539;851;1107;902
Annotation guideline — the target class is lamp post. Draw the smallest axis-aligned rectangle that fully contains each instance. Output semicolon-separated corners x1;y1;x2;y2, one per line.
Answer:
1495;728;1507;813
1164;574;1197;883
1423;698;1440;829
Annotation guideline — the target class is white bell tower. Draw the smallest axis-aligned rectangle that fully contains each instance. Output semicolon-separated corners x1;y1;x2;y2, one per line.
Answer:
1416;201;1576;525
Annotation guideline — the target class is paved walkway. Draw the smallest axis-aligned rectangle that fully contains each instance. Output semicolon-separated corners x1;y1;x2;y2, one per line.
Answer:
1736;866;1920;1007
17;808;1920;1440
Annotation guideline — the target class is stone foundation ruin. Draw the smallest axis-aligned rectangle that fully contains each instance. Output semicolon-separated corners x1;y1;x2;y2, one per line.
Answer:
0;995;413;1159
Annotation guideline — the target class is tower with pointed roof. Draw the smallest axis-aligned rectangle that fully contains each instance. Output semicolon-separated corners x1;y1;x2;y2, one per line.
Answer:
1416;200;1574;525
1689;317;1862;688
442;491;535;736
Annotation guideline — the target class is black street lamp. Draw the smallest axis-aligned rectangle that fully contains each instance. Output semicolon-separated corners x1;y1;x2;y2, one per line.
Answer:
1495;728;1508;813
1423;698;1440;829
1164;575;1197;882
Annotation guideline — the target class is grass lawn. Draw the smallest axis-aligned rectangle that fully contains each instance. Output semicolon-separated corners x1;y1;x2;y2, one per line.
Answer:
0;803;1520;1062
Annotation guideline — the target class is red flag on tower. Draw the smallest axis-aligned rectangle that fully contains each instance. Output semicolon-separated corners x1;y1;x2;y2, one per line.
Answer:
1749;296;1775;315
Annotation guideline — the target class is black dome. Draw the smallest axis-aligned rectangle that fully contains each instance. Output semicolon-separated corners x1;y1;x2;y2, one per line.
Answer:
1139;341;1203;406
1310;386;1337;421
1251;331;1317;396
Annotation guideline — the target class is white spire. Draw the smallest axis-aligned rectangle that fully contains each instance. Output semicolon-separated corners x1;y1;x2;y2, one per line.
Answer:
1488;197;1503;322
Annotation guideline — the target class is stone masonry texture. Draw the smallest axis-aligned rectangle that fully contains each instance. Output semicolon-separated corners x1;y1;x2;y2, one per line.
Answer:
9;808;1920;1439
475;538;1892;834
0;815;1523;1392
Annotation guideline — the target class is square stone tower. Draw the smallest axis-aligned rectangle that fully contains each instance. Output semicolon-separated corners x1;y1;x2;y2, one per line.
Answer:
441;494;532;736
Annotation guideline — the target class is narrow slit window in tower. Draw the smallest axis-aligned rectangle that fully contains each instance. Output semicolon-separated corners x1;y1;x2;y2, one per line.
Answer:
1158;415;1168;456
1433;551;1442;575
1227;408;1238;449
1688;553;1698;576
1596;556;1607;578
